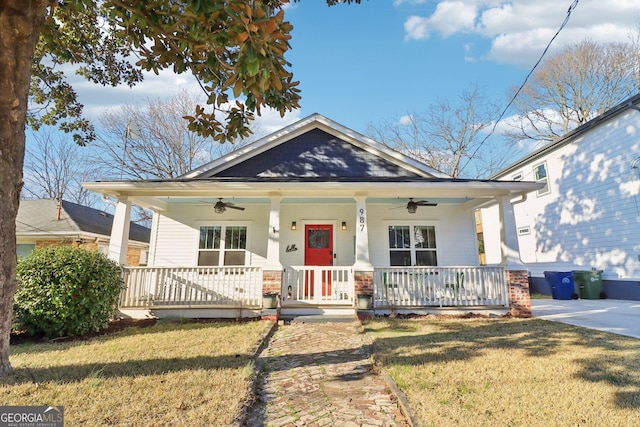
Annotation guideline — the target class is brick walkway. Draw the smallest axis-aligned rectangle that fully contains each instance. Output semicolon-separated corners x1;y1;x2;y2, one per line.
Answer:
244;320;410;427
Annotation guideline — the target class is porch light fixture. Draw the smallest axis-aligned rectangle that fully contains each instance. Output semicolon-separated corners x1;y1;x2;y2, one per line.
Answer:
341;221;347;231
291;221;297;231
407;203;418;214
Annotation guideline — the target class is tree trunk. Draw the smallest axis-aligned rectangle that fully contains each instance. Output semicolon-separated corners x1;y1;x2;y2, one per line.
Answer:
0;1;49;375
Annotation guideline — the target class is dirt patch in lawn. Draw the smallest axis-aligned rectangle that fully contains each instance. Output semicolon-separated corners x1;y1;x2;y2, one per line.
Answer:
10;317;260;345
9;318;159;345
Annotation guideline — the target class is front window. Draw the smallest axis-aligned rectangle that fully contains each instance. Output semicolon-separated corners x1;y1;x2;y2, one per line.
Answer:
16;243;35;258
534;162;550;196
388;225;437;266
198;225;247;266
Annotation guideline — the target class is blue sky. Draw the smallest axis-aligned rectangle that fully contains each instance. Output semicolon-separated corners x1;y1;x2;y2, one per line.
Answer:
71;0;640;142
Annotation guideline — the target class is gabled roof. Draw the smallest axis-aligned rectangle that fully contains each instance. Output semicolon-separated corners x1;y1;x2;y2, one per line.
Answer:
84;114;544;210
16;199;151;244
491;93;640;179
183;113;451;179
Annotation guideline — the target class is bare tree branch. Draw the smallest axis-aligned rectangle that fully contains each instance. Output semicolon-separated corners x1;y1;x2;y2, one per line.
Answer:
94;89;253;180
368;85;518;178
23;129;100;206
506;39;640;146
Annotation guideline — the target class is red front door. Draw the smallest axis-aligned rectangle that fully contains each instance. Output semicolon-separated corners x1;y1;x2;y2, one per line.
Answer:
304;225;333;297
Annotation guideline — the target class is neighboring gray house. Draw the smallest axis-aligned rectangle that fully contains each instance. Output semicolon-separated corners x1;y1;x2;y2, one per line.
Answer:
481;93;640;299
17;198;151;266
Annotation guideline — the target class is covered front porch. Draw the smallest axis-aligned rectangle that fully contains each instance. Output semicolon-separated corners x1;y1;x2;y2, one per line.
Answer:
117;264;510;318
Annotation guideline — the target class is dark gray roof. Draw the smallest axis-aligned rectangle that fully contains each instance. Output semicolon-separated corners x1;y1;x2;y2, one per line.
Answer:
212;129;423;178
16;199;151;244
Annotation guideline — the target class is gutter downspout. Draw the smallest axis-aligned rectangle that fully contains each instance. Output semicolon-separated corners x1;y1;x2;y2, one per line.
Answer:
511;192;528;205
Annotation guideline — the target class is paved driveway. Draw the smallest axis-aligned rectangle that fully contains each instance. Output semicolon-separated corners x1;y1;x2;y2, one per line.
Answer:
531;299;640;339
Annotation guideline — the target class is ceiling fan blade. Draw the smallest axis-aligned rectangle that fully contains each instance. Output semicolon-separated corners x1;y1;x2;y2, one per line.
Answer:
226;205;245;211
415;200;437;206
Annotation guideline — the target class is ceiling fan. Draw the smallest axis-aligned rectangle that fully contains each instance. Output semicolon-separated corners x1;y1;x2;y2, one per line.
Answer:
406;198;437;214
201;198;245;214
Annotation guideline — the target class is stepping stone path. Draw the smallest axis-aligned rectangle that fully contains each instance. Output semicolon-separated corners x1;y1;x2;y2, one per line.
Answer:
244;321;410;427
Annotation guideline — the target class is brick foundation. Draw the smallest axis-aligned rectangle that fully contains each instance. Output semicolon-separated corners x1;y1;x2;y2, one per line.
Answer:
508;270;531;318
261;270;282;320
262;270;283;295
354;271;374;296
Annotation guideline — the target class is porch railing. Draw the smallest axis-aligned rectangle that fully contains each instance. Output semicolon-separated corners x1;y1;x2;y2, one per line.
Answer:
121;266;263;308
374;266;508;307
282;266;354;305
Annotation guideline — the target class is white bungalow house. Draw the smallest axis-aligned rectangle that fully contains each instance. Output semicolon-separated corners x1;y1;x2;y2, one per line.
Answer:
84;114;542;319
481;93;640;300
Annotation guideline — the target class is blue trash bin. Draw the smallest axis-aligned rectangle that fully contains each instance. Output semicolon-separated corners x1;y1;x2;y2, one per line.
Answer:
544;271;576;300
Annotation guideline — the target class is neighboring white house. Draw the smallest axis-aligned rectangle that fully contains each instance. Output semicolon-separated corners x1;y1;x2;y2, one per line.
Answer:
85;114;542;319
481;93;640;299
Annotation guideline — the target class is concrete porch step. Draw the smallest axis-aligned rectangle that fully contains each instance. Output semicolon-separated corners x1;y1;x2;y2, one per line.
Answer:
286;314;358;324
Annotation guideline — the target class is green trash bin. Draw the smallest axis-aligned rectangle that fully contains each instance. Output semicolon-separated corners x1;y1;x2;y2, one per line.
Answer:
572;270;605;299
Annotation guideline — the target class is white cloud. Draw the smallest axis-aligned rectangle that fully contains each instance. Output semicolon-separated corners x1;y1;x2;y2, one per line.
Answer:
404;15;430;40
427;1;478;37
250;108;303;139
463;42;476;62
399;114;414;125
404;1;477;40
68;67;301;139
400;0;640;66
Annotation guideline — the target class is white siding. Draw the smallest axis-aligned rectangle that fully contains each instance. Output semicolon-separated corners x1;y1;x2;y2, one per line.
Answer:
148;200;481;269
366;203;479;267
150;203;269;267
483;108;640;279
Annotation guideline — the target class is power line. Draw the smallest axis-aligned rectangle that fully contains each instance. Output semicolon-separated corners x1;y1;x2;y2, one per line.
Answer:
461;0;580;175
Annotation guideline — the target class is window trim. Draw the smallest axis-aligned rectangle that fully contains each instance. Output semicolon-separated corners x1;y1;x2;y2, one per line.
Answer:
533;161;550;196
195;222;252;267
384;221;440;267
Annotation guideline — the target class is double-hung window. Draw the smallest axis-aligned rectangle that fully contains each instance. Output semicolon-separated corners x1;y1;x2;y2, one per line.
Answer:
388;225;438;266
198;225;248;266
533;162;550;196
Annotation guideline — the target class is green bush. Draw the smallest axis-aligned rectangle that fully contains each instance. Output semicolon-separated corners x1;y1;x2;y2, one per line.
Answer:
14;246;124;338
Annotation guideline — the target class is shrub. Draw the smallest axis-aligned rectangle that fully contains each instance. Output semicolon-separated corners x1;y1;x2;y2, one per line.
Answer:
14;245;124;338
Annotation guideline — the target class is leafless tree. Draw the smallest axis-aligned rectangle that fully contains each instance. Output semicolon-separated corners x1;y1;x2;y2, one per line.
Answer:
368;85;516;178
506;39;640;146
96;89;251;181
22;129;99;206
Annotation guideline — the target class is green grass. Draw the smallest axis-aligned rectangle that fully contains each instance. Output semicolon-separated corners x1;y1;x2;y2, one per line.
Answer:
2;320;272;426
365;317;640;427
530;293;552;299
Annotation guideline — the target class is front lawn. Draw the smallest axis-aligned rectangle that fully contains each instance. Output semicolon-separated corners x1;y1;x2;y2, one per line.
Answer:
2;319;272;426
366;316;640;426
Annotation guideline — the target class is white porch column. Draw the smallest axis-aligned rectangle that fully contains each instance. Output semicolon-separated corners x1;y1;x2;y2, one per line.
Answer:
108;197;132;265
497;195;524;269
354;196;373;271
265;195;282;270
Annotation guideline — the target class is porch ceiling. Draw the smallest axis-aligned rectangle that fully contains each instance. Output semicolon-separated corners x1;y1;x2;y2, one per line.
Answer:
83;179;543;211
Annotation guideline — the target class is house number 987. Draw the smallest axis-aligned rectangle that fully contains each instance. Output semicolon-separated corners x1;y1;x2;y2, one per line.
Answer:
359;208;365;231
